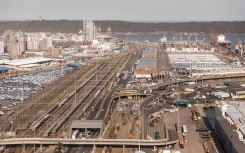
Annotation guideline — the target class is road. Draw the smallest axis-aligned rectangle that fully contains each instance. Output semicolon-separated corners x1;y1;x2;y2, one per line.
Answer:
150;73;245;90
0;137;179;146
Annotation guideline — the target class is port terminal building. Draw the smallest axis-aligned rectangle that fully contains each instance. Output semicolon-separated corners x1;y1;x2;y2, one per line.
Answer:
215;101;245;153
135;49;166;80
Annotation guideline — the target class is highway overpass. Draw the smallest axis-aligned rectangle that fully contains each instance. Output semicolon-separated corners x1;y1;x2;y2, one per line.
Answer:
0;137;179;148
149;73;245;90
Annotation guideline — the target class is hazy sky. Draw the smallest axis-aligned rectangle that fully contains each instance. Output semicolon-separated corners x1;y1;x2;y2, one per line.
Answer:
1;0;245;21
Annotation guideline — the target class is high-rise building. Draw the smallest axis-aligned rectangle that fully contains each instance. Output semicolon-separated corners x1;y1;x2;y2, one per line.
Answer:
19;37;27;54
83;20;97;41
0;41;4;54
3;30;16;42
40;37;52;50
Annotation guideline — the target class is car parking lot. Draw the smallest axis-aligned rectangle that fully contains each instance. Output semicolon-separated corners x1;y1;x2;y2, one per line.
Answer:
0;67;73;101
0;67;73;117
168;53;243;73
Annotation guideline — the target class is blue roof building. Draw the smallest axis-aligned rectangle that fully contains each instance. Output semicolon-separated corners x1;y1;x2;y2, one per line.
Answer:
176;99;189;107
142;49;157;58
67;63;81;67
137;58;157;69
0;67;9;73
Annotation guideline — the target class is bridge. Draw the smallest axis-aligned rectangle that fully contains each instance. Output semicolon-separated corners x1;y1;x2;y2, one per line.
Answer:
149;73;245;90
0;137;178;147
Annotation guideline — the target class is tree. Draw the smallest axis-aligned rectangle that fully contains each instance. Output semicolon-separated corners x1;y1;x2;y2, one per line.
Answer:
54;142;64;153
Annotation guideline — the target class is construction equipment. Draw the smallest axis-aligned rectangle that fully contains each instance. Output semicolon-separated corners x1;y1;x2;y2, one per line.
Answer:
192;114;198;121
128;131;133;139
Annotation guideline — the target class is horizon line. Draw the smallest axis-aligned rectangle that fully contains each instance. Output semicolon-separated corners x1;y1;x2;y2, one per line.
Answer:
0;19;244;23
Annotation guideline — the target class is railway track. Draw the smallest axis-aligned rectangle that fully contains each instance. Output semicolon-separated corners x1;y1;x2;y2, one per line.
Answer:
26;55;126;138
50;55;128;137
0;64;100;134
21;62;109;137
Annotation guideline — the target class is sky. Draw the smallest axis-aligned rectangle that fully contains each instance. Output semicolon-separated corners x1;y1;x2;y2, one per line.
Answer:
1;0;245;21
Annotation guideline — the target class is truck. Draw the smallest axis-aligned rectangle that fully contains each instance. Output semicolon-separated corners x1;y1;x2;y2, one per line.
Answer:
182;125;187;134
185;82;196;85
185;88;195;92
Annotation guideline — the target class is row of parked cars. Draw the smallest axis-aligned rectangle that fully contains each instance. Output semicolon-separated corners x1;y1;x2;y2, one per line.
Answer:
0;67;73;101
0;67;74;117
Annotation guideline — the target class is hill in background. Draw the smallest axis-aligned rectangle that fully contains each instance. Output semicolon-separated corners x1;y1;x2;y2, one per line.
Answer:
0;20;244;34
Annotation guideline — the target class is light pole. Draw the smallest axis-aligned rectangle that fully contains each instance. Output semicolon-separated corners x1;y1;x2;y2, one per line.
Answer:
75;76;77;104
177;105;180;126
137;128;141;152
22;79;24;103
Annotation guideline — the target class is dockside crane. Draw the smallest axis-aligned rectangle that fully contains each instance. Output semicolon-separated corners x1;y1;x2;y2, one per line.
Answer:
209;27;217;46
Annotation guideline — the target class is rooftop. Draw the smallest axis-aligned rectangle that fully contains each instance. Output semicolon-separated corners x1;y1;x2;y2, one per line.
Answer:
216;101;245;141
137;58;157;68
0;57;54;66
143;49;157;55
71;120;104;129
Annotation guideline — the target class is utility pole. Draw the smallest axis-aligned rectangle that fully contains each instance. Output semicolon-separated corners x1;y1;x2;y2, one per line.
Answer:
22;79;24;103
96;62;97;82
177;106;179;126
75;76;77;104
62;59;64;76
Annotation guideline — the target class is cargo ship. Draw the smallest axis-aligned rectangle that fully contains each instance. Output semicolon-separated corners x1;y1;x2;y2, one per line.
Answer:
217;34;230;48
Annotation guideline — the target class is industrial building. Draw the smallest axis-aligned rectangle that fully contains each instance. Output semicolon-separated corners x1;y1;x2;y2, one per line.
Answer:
137;58;157;71
175;99;189;107
0;67;9;73
0;57;55;71
142;49;157;58
67;62;81;67
215;101;245;153
135;58;157;79
71;120;104;137
135;48;167;80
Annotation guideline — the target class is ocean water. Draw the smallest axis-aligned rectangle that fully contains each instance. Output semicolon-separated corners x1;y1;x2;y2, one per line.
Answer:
116;34;245;51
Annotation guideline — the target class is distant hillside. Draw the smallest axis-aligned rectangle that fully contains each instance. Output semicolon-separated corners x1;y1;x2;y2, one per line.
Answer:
0;20;244;34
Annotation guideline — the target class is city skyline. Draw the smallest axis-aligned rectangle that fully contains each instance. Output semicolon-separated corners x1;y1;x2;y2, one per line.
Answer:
1;0;245;21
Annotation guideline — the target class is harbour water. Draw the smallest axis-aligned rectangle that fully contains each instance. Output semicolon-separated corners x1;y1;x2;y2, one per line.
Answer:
116;34;245;51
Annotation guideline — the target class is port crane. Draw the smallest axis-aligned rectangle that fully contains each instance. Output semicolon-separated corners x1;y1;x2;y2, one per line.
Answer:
209;27;217;45
173;34;182;42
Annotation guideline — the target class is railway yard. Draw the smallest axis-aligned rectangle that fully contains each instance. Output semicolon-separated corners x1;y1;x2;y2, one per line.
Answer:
1;41;245;153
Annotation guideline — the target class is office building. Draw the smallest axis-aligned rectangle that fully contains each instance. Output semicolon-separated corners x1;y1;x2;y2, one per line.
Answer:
83;20;97;41
0;41;4;54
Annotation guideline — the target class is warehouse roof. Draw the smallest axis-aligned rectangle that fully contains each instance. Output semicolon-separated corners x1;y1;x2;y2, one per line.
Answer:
71;120;104;129
18;64;40;68
143;49;157;55
176;99;189;105
0;57;53;66
216;101;245;143
138;58;157;68
0;67;9;72
67;63;81;67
